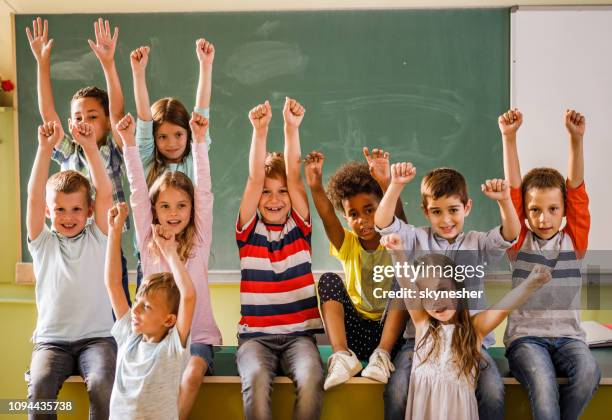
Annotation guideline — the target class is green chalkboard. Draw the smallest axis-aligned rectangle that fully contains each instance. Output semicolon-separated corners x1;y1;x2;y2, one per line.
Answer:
15;9;510;271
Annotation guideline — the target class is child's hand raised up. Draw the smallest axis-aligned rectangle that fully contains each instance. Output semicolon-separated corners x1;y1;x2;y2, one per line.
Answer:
38;121;64;151
69;120;96;150
152;224;178;259
195;38;215;66
525;264;552;289
304;151;325;188
115;113;136;147
189;112;209;143
249;101;272;131
498;108;523;137
390;162;416;185
108;202;128;233
283;97;305;128
26;17;54;64
481;178;510;202
88;18;119;67
380;233;404;251
565;109;586;139
363;147;391;187
130;46;150;73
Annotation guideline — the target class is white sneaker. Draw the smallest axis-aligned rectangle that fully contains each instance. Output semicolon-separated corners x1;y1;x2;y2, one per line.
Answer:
361;348;395;383
324;350;362;390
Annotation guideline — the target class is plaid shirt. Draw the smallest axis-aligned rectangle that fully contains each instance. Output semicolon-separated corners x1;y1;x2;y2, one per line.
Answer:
52;134;130;231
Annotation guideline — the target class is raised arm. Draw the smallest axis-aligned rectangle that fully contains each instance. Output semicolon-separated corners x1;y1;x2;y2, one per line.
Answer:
565;109;585;189
105;203;130;319
239;101;272;227
88;18;125;149
153;225;195;347
364;147;407;223
481;178;520;241
304;151;345;250
26;17;61;125
473;265;551;338
498;108;523;189
375;162;416;229
283;97;309;220
27;122;64;240
195;38;214;110
130;46;152;121
70;120;113;234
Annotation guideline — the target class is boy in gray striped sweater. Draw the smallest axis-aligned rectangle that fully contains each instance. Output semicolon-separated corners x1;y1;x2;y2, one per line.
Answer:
499;107;600;420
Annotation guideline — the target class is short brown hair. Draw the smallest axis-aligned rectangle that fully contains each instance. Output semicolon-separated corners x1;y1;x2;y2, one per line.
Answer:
522;167;566;204
264;152;287;182
71;86;109;116
46;170;92;206
327;161;383;212
421;168;469;208
137;272;181;315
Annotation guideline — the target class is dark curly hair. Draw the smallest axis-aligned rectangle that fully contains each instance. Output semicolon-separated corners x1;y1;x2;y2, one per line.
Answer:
326;162;383;212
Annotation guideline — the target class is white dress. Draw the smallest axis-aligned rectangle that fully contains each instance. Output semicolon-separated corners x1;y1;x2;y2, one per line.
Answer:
405;323;479;420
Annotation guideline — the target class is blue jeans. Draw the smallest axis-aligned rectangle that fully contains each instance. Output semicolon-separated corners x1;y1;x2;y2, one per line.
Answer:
236;335;323;420
506;336;600;420
384;339;505;420
26;337;117;420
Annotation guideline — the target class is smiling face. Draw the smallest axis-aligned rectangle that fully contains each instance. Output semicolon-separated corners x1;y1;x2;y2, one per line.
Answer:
258;176;292;224
418;276;458;323
131;288;176;340
524;187;565;240
153;186;193;236
423;194;472;242
70;97;110;145
155;121;189;163
341;192;381;247
45;188;93;238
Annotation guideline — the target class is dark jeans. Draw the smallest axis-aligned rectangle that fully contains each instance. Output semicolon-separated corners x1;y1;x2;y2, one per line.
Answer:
27;337;117;420
236;335;324;420
383;339;505;420
506;336;600;420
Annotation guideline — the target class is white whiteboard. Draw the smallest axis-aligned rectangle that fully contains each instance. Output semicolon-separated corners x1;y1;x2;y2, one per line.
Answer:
511;6;612;252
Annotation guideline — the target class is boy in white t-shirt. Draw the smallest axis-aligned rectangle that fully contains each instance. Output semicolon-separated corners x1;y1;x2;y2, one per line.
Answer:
105;203;195;420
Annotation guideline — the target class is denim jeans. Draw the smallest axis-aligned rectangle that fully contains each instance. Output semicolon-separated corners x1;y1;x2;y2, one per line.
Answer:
27;337;117;420
383;339;505;420
506;336;600;420
236;335;324;420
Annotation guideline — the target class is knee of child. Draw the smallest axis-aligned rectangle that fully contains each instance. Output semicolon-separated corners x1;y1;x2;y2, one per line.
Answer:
243;365;273;391
84;372;113;398
573;356;601;391
182;365;205;391
28;374;59;399
293;365;323;391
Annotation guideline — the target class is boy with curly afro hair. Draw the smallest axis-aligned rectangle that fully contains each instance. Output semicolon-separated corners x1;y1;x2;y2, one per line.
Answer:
304;148;407;390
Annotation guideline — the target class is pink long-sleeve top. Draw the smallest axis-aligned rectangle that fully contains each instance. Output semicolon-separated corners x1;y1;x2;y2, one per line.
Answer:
124;142;222;345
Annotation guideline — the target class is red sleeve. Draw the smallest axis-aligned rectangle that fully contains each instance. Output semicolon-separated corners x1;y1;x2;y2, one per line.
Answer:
508;186;529;257
563;181;590;257
291;208;312;237
236;213;258;242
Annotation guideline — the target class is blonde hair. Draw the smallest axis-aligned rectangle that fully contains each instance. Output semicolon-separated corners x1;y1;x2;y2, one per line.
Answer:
264;152;287;182
137;272;180;314
46;170;92;207
148;171;196;262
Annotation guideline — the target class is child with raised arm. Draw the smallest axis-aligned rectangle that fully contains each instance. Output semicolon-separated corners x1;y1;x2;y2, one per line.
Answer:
236;98;324;420
105;203;195;420
304;148;407;389
26;120;115;420
375;163;520;420
26;16;131;304
499;108;600;419
116;112;220;420
381;233;551;420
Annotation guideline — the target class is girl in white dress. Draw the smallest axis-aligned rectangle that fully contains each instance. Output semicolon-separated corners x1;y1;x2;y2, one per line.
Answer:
381;235;551;420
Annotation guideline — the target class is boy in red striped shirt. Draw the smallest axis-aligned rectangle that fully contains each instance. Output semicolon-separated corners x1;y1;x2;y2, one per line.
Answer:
235;98;324;420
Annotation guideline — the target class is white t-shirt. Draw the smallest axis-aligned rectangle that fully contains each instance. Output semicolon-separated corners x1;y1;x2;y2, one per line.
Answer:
110;312;190;420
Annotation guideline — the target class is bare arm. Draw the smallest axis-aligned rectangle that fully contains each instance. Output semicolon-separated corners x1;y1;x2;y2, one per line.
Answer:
239;101;271;227
195;38;214;110
472;265;551;338
130;46;152;121
498;108;523;189
26;18;61;125
27;122;64;240
304;151;345;250
565;109;585;188
71;121;113;235
89;18;125;149
375;162;416;229
283;97;309;220
364;147;407;223
105;203;130;319
481;179;520;241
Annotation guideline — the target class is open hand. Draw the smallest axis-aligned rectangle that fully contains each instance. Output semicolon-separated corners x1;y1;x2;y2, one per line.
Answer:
304;151;325;188
26;17;54;63
88;18;119;67
363;147;391;186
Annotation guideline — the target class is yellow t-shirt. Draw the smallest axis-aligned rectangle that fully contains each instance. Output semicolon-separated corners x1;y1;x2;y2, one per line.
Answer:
330;229;394;320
